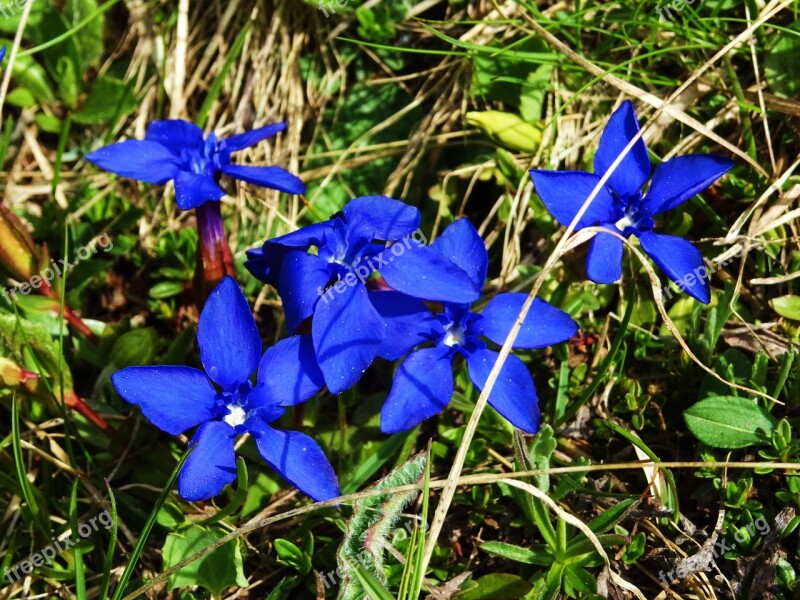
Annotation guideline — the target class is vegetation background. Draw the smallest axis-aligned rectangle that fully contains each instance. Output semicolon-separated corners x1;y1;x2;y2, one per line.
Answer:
0;0;799;598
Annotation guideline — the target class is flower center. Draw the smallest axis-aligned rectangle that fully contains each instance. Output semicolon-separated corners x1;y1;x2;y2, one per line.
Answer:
443;325;466;347
224;404;248;427
615;214;634;231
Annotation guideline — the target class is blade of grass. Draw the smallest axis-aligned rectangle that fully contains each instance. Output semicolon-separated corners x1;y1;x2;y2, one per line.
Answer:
110;447;193;600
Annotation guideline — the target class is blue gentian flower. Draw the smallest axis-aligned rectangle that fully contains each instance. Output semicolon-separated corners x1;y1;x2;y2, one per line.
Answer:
245;196;482;395
0;46;6;63
87;120;305;210
529;100;733;304
379;218;579;434
111;276;339;502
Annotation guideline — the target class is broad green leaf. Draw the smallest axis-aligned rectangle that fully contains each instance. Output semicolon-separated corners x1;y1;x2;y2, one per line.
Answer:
162;524;248;598
110;328;159;367
765;20;800;98
770;295;800;321
73;77;137;125
66;0;104;67
684;396;776;449
453;573;533;600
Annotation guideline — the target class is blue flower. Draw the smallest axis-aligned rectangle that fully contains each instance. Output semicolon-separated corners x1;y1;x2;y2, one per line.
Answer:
87;120;305;210
379;218;579;434
111;276;339;502
529;100;733;304
245;196;482;395
0;46;6;64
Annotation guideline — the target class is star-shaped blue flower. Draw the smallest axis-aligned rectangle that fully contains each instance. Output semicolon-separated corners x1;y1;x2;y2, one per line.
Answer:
87;120;305;210
111;276;339;502
245;196;482;395
379;218;579;434
529;100;733;304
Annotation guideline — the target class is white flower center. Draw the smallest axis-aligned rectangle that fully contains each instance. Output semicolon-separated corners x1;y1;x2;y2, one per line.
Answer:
615;214;634;231
224;405;247;427
443;326;465;347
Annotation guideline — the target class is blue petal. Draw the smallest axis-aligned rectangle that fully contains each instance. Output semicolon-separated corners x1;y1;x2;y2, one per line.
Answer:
642;154;734;215
111;366;217;435
593;100;650;198
466;348;540;433
145;120;204;154
342;196;421;241
245;246;286;287
369;291;439;360
251;422;340;501
528;170;617;229
271;221;336;248
253;335;324;407
639;231;710;304
476;293;578;349
220;123;287;153
312;282;383;394
381;346;454;433
378;243;481;304
246;222;335;287
174;170;226;210
585;227;624;284
220;163;306;195
86;140;180;184
431;218;488;288
0;46;6;64
198;276;262;389
279;251;330;333
177;421;237;501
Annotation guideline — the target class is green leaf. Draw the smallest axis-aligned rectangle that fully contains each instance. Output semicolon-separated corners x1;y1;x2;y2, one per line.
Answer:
684;396;776;449
587;498;636;534
73;77;137;125
465;110;542;153
162;524;248;598
148;280;186;300
7;50;56;104
110;328;159;367
480;541;553;566
622;531;646;564
562;564;596;595
765;20;800;98
453;573;533;600
274;538;311;574
352;563;397;600
6;88;37;109
66;0;104;67
770;295;800;321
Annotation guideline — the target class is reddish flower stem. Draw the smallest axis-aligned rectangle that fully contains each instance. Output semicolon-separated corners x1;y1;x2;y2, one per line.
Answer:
196;201;235;298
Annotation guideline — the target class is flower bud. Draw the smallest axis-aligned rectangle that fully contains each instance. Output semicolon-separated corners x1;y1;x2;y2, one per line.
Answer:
0;204;39;283
466;111;542;153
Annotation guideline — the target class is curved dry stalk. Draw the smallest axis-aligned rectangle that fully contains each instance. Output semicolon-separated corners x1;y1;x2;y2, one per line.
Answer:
119;460;800;599
501;478;647;600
